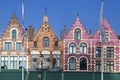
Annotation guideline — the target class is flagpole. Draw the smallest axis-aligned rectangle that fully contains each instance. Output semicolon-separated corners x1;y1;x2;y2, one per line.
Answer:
101;43;104;80
99;0;104;80
22;0;25;80
0;56;1;72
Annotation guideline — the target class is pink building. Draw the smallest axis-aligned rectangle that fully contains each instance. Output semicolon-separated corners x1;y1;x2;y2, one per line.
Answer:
63;16;120;72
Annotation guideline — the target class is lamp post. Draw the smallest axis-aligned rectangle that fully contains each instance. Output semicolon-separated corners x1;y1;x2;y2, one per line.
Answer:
38;54;43;80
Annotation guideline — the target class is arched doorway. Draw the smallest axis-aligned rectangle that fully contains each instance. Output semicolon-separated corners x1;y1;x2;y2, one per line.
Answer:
69;57;76;70
80;57;87;70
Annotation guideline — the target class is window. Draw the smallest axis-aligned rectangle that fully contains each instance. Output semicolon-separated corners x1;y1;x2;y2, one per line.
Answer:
106;32;108;41
43;37;49;47
19;56;27;69
52;54;60;68
69;57;76;70
42;54;50;68
34;41;37;47
32;54;39;68
12;30;17;38
96;47;101;57
106;61;114;72
100;29;108;42
74;28;81;40
10;56;18;69
107;47;114;58
69;43;76;54
16;42;22;51
54;41;58;48
1;56;8;69
80;57;87;70
5;42;12;50
80;43;87;54
96;61;101;71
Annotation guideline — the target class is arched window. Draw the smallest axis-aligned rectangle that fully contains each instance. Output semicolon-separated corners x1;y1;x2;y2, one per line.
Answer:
34;41;37;47
69;57;76;70
80;43;87;54
69;43;76;54
80;57;87;70
43;37;49;47
74;28;81;40
12;30;16;38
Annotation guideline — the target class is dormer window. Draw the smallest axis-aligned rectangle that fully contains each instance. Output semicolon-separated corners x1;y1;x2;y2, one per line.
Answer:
74;28;81;40
12;30;17;39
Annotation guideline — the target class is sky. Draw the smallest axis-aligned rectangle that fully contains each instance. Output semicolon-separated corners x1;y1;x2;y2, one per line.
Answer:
0;0;120;39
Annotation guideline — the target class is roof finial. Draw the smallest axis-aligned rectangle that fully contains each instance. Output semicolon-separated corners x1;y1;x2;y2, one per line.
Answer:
44;6;47;15
13;8;16;14
77;13;79;17
43;6;48;23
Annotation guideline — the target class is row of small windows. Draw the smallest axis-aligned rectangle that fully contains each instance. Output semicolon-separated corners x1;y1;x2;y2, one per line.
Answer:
69;42;114;58
4;42;22;51
96;61;114;72
69;42;87;54
0;56;27;69
34;37;58;48
69;57;114;72
96;47;114;58
11;28;108;40
34;37;49;47
32;54;60;69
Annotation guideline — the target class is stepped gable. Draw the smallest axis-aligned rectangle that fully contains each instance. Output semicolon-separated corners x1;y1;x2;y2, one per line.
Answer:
64;16;91;39
8;14;20;27
2;14;21;39
94;18;118;40
33;15;58;41
103;19;118;39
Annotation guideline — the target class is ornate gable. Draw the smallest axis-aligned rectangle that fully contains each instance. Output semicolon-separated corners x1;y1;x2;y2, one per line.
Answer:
65;16;91;40
94;18;118;42
34;16;58;41
2;14;21;39
8;14;20;27
29;15;59;51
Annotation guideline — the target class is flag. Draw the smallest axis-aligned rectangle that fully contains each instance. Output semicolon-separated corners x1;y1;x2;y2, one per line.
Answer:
22;0;24;47
22;0;24;21
99;0;108;43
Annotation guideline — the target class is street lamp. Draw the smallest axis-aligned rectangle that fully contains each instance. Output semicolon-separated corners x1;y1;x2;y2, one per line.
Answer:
38;54;43;80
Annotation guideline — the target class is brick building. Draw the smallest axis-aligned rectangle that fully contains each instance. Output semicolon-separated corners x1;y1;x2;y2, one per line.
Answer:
0;14;28;69
28;15;63;71
0;13;120;73
63;15;120;72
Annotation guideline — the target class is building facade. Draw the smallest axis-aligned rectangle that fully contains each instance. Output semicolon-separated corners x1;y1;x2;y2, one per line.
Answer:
0;14;120;73
0;14;28;70
28;15;63;71
63;16;120;72
64;16;92;71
